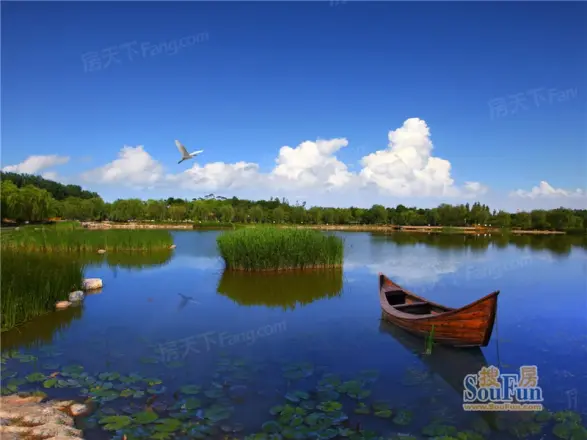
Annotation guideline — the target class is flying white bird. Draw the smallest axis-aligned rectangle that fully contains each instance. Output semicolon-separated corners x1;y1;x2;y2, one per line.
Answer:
175;140;204;164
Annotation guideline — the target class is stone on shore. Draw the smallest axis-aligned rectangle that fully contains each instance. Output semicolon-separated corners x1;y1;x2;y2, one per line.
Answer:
82;278;103;290
55;301;71;310
68;290;84;302
0;395;88;440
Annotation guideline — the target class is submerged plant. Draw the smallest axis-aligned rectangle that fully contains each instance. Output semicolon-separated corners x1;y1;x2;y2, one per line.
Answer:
424;325;435;355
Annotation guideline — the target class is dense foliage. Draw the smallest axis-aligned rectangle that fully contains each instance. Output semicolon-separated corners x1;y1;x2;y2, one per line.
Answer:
1;172;99;200
2;173;585;232
217;227;344;271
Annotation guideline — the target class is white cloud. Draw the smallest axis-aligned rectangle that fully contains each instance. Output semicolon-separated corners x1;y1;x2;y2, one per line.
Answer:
78;118;489;203
510;181;586;199
80;146;164;189
357;118;486;198
2;155;69;174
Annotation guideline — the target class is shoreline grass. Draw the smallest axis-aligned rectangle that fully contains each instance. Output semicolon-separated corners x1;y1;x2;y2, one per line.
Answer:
1;251;84;332
216;227;344;271
0;229;173;252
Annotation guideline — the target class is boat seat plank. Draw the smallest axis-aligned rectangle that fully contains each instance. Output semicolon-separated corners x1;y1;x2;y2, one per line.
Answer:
394;301;428;309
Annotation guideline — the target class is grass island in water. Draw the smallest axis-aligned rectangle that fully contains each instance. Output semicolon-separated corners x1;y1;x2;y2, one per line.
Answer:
217;227;344;271
1;227;173;252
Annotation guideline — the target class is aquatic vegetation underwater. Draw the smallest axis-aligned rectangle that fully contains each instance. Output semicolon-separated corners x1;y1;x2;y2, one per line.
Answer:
216;227;344;271
1;228;174;252
0;250;84;332
1;347;585;440
216;269;344;310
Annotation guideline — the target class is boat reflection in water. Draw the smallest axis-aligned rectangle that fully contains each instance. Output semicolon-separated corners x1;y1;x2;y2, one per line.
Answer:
379;317;499;431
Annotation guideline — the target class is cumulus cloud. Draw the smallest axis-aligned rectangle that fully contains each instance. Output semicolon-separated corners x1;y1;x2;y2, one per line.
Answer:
80;146;164;189
2;155;69;174
358;118;485;197
510;181;586;199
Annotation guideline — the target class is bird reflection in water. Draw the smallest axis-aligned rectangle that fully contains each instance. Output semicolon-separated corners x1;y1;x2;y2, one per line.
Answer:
178;293;200;311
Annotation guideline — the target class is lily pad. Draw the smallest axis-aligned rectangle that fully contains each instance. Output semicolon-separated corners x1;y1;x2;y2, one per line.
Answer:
282;362;314;380
285;390;310;403
23;372;44;383
317;401;342;412
98;372;120;381
180;384;201;395
282;427;307;439
120;389;134;398
262;421;282;433
354;402;370;415
99;415;132;430
183;397;202;410
133;411;159;424
154;418;182;432
147;386;167;395
392;409;413;425
62;365;84;375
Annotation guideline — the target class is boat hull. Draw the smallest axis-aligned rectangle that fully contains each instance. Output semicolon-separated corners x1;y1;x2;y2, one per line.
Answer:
379;273;499;348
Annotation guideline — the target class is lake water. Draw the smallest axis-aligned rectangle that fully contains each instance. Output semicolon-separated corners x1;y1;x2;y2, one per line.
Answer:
2;231;586;440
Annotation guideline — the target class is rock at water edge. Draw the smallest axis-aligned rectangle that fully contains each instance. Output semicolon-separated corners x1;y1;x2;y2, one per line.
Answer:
82;278;103;290
55;301;71;310
68;291;84;302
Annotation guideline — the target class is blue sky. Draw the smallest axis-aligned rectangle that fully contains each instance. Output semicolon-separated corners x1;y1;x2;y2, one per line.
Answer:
2;2;586;210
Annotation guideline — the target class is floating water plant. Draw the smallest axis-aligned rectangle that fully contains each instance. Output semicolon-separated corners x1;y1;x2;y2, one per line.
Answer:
1;228;173;252
216;227;344;271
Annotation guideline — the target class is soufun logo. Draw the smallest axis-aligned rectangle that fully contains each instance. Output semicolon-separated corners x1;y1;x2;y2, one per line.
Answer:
463;365;544;412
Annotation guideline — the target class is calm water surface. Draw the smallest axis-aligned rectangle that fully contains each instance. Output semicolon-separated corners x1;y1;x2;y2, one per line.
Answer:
2;231;586;439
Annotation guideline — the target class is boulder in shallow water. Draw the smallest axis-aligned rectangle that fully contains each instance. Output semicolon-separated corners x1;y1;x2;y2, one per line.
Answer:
82;278;103;290
68;291;84;302
55;301;71;310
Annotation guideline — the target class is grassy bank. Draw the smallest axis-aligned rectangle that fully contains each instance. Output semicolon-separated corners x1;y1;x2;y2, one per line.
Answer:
76;221;570;235
216;227;344;271
1;228;173;252
1;251;84;332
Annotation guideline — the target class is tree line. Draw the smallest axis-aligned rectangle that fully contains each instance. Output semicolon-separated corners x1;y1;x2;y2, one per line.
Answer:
1;173;585;233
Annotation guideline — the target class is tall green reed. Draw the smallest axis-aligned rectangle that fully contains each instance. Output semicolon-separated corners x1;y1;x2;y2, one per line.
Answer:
216;227;344;271
1;229;173;252
1;250;85;332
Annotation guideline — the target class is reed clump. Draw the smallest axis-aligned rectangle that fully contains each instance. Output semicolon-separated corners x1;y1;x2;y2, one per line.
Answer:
0;229;173;252
1;250;84;332
216;227;344;271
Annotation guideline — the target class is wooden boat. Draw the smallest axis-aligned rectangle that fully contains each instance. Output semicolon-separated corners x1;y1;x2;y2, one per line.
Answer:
378;273;499;347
